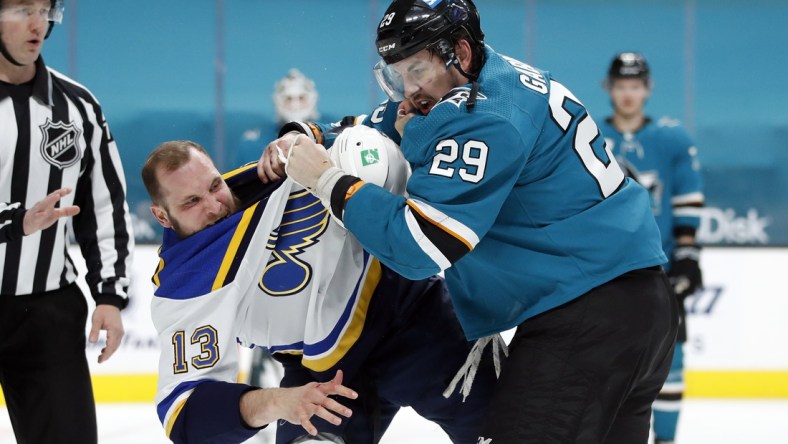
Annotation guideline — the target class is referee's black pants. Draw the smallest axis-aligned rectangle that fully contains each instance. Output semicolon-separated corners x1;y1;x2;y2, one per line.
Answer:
481;266;679;444
0;283;98;444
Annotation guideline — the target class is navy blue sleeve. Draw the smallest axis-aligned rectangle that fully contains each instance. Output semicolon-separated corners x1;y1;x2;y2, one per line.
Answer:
169;381;266;444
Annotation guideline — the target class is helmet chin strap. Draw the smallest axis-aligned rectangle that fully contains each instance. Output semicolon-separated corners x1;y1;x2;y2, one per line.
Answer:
451;58;477;81
0;42;25;67
447;56;480;110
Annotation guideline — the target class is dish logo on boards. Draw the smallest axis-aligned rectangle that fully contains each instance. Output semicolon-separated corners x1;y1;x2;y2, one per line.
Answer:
697;207;770;245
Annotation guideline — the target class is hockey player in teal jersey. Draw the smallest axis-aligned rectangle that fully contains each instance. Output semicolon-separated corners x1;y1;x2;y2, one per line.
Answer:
599;52;705;444
264;1;680;442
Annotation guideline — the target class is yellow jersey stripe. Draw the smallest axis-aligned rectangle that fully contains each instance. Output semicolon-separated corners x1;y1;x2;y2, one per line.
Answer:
212;202;259;291
165;399;188;437
302;259;381;372
221;163;257;180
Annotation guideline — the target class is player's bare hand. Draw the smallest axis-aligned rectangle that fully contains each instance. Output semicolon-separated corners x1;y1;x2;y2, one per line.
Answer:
395;101;418;137
258;132;301;183
285;135;333;191
240;370;357;434
22;188;80;235
89;304;124;363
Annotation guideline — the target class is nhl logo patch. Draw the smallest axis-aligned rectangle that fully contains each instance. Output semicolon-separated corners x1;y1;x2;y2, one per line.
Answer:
39;118;82;169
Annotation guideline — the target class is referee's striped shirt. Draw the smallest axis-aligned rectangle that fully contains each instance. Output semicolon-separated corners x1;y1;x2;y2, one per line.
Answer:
0;57;134;308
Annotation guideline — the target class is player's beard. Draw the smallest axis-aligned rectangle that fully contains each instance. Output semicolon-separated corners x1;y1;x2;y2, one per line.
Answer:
168;216;188;239
169;194;242;238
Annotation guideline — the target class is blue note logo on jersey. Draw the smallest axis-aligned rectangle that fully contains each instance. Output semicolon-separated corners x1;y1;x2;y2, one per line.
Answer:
260;191;330;296
38;118;82;169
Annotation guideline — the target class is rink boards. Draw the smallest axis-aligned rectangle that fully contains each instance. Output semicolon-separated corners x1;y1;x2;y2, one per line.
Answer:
2;245;787;403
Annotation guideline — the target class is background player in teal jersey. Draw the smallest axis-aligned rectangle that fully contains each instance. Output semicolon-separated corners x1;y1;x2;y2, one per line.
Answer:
261;1;680;442
599;52;705;444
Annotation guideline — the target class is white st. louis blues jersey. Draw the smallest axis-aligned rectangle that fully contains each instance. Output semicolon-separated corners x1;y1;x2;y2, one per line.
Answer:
152;166;380;439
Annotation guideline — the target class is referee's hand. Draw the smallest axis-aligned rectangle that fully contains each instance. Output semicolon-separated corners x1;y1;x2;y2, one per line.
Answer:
90;305;124;363
22;188;80;235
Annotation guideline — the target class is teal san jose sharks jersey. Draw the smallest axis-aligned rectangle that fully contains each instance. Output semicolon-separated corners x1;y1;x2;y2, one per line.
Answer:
598;117;704;262
292;47;667;340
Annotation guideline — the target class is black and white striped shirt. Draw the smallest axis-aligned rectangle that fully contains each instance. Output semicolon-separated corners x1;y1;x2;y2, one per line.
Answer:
0;57;133;308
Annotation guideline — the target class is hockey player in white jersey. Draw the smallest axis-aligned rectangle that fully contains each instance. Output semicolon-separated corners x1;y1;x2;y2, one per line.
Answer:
143;126;495;444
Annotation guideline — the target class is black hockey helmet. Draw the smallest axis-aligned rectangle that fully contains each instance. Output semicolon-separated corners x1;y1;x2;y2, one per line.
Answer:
45;0;64;39
376;0;485;65
606;52;650;84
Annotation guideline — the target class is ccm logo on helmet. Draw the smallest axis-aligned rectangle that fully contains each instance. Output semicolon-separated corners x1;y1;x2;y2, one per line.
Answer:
378;43;397;53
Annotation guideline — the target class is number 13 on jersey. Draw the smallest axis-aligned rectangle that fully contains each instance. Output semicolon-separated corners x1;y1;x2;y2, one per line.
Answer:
171;325;220;374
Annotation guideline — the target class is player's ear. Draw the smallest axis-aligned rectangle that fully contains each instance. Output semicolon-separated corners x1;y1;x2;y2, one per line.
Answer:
455;39;473;73
151;205;172;228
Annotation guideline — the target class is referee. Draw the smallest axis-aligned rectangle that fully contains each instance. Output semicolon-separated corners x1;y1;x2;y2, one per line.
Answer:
0;1;134;443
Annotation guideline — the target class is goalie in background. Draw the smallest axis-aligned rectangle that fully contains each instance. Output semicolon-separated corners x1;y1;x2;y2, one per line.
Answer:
236;69;324;165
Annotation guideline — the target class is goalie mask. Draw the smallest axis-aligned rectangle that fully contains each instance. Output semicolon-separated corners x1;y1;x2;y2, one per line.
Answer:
272;68;320;124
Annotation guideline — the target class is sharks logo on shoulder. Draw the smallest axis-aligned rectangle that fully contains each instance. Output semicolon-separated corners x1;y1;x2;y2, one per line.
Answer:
616;158;663;215
259;190;330;296
39;118;83;169
439;87;487;109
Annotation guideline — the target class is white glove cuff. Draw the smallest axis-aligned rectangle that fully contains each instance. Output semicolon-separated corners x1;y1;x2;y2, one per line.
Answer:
314;166;346;206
